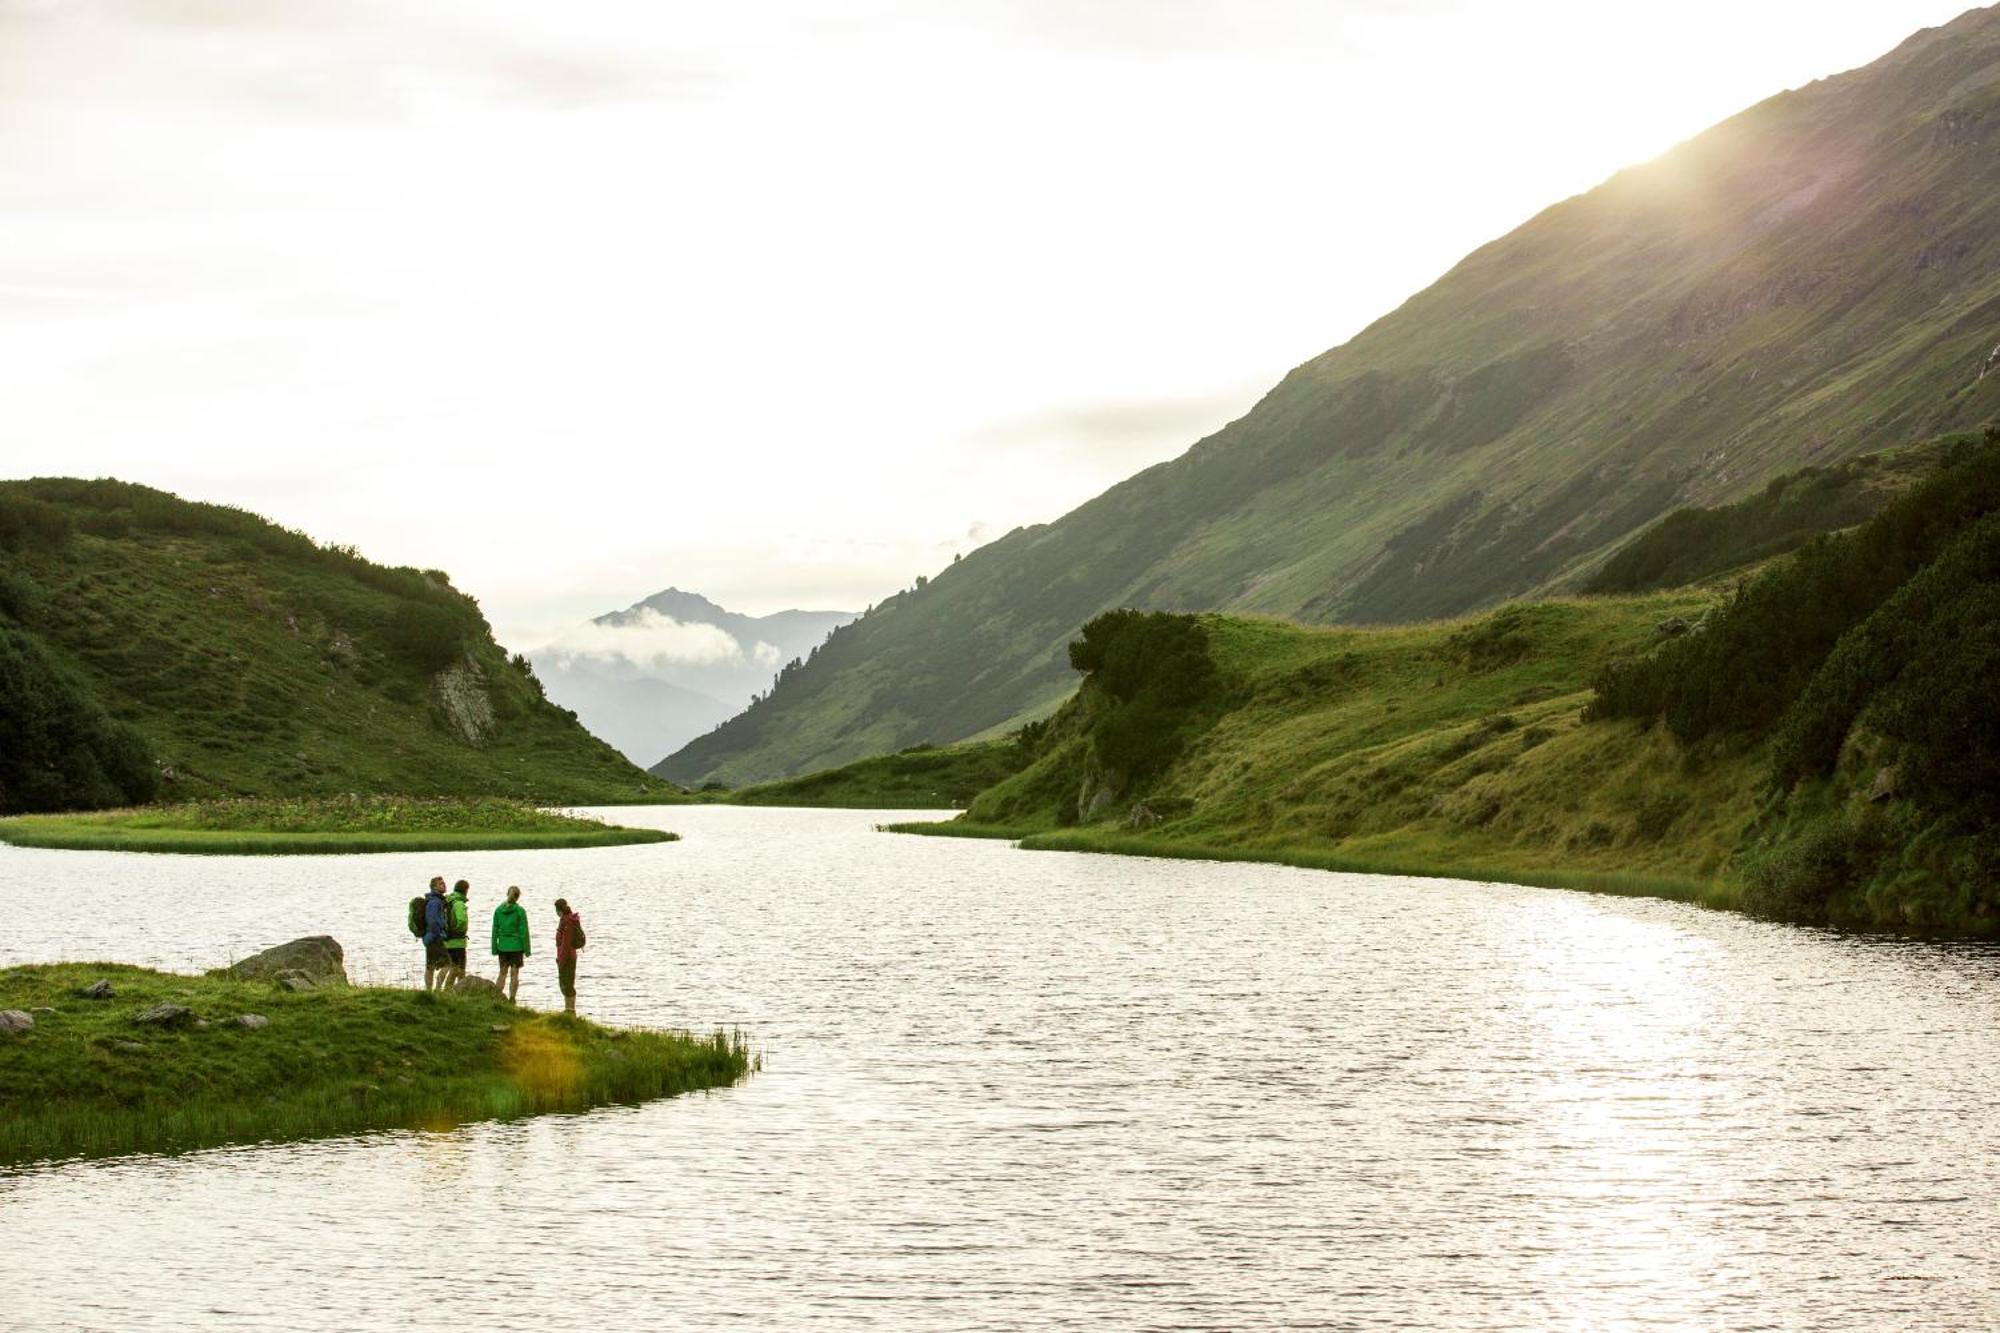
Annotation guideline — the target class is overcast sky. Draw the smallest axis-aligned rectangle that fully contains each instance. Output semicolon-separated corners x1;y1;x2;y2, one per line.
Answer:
0;0;1975;648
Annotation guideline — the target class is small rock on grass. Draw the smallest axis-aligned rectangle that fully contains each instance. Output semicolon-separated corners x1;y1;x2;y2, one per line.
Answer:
232;1014;269;1030
81;980;114;1000
113;1040;146;1053
490;1024;510;1033
133;1002;194;1027
0;1009;33;1035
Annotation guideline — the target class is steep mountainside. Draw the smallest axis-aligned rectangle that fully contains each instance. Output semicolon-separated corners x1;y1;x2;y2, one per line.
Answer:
531;588;852;766
0;479;674;811
660;7;2000;786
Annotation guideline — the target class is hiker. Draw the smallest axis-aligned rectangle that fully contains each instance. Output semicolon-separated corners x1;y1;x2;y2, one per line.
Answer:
492;885;530;1003
553;897;586;1016
421;876;451;991
446;879;472;986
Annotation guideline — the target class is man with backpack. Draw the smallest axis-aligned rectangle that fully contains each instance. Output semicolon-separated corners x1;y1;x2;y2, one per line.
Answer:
553;897;586;1016
414;877;450;991
445;880;473;987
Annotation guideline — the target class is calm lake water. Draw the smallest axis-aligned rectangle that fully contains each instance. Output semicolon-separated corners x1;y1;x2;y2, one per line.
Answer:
2;805;1998;1330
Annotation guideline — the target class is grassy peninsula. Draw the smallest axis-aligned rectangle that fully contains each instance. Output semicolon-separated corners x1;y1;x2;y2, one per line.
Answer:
0;962;749;1165
891;435;2000;936
0;796;676;855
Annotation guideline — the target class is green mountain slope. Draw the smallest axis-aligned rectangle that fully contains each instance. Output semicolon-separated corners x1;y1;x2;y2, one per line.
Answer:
660;7;2000;786
919;432;2000;935
0;479;676;812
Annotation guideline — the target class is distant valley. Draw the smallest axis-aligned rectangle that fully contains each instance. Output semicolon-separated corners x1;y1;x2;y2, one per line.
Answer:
529;588;853;768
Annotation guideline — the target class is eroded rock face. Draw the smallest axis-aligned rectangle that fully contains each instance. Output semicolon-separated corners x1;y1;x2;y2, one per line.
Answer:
224;937;348;987
433;662;495;746
0;1009;33;1035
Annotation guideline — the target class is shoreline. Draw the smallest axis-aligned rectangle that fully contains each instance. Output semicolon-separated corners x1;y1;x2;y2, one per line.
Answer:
883;819;1739;911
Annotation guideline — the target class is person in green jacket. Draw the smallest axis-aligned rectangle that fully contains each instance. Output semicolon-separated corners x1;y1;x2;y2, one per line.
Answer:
491;885;531;1003
445;879;472;986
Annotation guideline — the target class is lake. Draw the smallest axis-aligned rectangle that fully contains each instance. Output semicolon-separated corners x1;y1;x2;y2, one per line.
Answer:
2;805;1997;1329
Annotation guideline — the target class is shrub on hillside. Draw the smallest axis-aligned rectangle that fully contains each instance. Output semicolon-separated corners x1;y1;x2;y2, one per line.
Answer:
1587;435;2000;744
0;493;71;553
1739;814;1877;923
0;626;158;813
1067;610;1218;706
1066;610;1223;787
385;602;467;675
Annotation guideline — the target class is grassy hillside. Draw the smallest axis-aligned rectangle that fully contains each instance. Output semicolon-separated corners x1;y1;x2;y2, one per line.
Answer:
0;479;678;812
903;433;2000;935
661;7;2000;786
717;741;1026;809
1582;437;1949;593
0;962;748;1165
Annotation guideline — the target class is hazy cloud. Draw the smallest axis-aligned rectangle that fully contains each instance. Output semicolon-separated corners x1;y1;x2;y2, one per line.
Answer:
968;389;1260;470
540;608;777;672
0;0;732;121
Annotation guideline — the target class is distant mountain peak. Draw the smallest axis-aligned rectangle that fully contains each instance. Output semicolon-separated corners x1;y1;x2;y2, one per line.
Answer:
535;585;857;766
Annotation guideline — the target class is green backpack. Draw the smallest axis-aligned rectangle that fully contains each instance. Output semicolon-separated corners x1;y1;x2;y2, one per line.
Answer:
406;896;427;938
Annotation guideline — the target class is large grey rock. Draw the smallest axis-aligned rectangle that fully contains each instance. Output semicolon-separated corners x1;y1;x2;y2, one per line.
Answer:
133;1002;193;1027
451;975;504;998
224;936;347;987
0;1009;33;1035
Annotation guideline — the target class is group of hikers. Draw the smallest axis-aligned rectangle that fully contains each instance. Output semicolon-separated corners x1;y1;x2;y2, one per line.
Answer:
410;877;586;1014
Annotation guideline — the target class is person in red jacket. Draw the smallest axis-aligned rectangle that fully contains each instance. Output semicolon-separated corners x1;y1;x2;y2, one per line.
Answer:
553;898;585;1016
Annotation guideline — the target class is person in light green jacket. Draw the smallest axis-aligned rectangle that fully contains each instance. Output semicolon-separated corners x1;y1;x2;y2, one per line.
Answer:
445;880;472;986
491;885;531;1003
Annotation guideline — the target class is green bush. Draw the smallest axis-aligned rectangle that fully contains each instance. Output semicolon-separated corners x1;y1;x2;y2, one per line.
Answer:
0;493;71;552
0;566;43;622
1066;610;1223;787
1588;435;2000;744
385;602;466;674
1740;815;1875;923
1067;610;1218;706
0;626;158;813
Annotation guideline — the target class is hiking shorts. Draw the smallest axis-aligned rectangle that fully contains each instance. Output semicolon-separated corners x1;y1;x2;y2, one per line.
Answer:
425;941;450;967
447;947;467;968
498;951;525;969
558;957;577;997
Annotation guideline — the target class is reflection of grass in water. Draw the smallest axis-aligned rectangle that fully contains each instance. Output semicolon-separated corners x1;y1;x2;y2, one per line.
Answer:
0;796;677;855
0;963;751;1166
